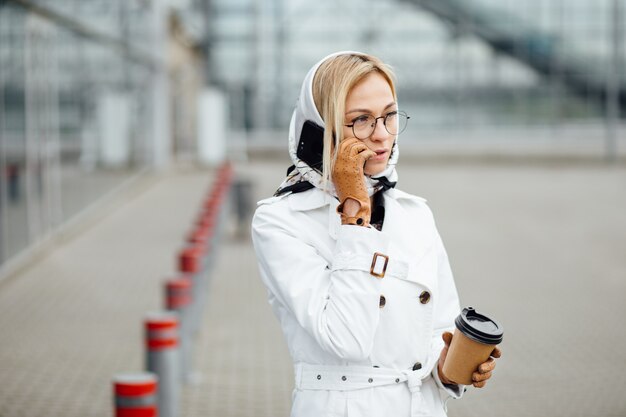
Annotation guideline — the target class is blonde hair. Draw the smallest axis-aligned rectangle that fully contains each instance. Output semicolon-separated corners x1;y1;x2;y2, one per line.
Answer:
312;53;397;186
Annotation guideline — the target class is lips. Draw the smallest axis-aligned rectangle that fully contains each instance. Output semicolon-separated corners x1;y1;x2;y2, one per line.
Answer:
370;149;388;161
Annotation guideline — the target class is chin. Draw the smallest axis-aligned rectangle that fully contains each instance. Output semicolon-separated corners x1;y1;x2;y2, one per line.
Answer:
364;161;388;176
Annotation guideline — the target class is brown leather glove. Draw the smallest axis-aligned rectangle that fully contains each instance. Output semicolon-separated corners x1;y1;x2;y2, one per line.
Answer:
437;332;455;385
438;331;502;388
471;344;501;388
332;138;376;226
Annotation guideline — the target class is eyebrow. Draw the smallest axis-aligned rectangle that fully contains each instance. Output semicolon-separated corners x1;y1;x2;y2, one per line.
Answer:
346;101;397;115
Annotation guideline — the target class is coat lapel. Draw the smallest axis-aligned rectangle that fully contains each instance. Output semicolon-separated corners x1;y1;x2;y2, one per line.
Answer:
328;199;341;240
382;192;438;290
301;187;437;291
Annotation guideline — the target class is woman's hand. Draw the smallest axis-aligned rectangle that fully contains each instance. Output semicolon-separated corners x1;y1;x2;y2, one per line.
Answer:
471;344;501;388
332;137;376;226
437;332;455;385
437;331;502;388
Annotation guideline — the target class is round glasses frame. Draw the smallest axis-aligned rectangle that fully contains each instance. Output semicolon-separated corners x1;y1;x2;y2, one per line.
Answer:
344;110;410;140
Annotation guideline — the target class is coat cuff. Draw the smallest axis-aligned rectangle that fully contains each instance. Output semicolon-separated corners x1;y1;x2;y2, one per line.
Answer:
432;362;465;399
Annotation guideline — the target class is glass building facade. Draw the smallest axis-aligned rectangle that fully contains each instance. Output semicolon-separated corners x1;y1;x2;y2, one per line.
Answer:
207;0;624;137
0;0;207;272
1;0;624;272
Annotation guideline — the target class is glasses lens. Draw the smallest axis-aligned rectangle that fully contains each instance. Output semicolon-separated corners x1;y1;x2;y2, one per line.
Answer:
385;111;408;135
352;115;376;139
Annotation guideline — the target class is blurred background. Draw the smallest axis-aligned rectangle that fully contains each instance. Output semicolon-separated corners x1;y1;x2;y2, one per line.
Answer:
1;0;624;274
0;1;625;416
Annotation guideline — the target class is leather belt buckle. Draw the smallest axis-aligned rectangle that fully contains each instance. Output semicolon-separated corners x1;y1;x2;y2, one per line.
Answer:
370;253;389;278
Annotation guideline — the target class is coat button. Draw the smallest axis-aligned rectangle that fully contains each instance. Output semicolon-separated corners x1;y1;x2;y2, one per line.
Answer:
341;376;347;381
413;362;422;371
419;291;431;304
379;295;386;308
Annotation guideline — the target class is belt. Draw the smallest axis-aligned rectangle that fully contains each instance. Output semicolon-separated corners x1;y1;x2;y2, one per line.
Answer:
294;363;432;417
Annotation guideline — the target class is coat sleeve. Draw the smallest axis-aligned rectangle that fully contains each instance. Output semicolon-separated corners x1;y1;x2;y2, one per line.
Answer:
429;230;465;399
251;203;388;361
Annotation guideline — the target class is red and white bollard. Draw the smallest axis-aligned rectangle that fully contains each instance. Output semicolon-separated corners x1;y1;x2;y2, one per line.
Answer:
187;226;211;246
179;245;204;274
165;277;192;312
113;372;158;417
145;311;180;417
179;245;206;335
165;277;193;382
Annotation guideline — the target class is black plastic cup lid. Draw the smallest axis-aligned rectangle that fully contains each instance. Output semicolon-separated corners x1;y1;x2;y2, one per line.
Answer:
455;307;504;345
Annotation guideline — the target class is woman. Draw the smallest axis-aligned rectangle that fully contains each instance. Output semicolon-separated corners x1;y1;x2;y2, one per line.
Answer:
251;51;500;417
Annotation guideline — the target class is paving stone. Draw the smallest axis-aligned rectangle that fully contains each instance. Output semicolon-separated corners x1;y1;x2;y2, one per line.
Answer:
1;160;625;417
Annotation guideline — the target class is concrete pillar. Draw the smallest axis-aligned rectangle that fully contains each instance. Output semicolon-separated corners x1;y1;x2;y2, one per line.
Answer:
197;88;228;166
97;92;131;168
150;0;172;169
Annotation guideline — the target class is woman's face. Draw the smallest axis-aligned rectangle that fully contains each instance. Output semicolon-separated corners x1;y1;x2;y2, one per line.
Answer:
343;72;396;176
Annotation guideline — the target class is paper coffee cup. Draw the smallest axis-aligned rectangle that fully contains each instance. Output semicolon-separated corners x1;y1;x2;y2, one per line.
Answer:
442;307;503;385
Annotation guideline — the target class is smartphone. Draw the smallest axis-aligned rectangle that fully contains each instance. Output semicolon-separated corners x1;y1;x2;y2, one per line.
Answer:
296;120;324;170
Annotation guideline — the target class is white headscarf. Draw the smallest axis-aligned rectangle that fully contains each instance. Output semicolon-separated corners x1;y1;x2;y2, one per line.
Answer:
275;51;399;197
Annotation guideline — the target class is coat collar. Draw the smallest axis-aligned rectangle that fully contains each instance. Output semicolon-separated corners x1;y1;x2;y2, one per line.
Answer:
287;187;427;240
288;187;334;212
287;187;426;212
385;188;427;204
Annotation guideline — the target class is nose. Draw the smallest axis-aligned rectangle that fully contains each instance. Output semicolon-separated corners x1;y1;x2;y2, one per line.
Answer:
370;116;389;141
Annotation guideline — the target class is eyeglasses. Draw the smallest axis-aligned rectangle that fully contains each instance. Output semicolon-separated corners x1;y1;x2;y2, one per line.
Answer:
344;110;410;140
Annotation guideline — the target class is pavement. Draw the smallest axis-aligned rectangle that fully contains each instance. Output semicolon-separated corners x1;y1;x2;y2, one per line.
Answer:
0;157;625;417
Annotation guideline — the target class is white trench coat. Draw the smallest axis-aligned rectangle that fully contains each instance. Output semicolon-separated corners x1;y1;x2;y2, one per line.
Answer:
252;186;464;417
